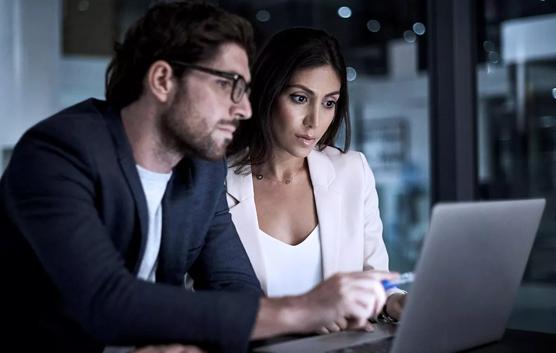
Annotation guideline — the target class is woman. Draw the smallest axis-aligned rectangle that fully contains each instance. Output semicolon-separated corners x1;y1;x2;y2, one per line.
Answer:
226;28;405;329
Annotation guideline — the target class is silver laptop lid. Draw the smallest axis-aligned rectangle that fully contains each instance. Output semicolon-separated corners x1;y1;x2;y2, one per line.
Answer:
391;199;545;353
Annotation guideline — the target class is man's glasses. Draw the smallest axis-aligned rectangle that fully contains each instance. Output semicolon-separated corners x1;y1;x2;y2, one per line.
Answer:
171;61;250;104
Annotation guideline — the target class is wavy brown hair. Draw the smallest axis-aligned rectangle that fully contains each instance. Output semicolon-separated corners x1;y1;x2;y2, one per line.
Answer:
105;0;254;110
227;27;351;172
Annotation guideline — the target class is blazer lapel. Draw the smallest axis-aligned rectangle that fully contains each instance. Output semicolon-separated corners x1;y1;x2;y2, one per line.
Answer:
104;108;149;273
308;150;341;279
226;168;268;292
157;159;194;284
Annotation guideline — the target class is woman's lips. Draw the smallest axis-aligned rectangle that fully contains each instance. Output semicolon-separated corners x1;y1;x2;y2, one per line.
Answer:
295;134;316;146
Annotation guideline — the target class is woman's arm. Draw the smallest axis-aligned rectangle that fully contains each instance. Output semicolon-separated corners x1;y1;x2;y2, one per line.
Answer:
359;152;389;271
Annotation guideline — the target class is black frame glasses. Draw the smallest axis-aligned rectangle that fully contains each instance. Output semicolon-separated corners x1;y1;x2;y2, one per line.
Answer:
171;61;250;103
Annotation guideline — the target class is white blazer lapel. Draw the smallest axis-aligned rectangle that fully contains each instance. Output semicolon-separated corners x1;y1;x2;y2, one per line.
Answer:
308;150;341;279
226;168;268;292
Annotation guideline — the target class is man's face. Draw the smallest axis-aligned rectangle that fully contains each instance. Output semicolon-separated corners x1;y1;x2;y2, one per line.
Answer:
159;43;252;160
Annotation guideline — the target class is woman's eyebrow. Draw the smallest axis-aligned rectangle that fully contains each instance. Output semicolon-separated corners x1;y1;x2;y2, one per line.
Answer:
285;84;340;97
285;84;315;95
324;90;340;97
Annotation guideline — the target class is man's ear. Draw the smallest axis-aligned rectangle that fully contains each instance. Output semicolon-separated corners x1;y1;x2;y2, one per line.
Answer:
146;60;176;103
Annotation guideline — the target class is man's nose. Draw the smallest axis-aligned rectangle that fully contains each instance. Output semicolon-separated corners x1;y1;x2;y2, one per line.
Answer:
233;94;252;120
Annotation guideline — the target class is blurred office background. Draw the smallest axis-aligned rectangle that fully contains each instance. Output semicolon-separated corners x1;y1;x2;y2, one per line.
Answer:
0;0;555;333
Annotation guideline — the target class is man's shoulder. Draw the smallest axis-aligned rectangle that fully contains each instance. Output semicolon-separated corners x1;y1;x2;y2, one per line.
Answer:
11;98;119;165
57;97;108;115
21;98;116;147
36;98;111;130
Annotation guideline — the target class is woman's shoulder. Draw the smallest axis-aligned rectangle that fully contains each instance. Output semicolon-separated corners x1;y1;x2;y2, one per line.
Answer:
309;147;372;186
317;146;367;167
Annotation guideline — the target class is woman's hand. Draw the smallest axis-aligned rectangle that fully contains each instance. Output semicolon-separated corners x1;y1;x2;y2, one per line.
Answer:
302;271;396;331
307;270;399;333
251;270;399;339
317;317;374;334
384;292;407;320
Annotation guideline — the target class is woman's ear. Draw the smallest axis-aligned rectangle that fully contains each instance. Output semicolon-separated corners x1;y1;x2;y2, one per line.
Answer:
145;60;176;103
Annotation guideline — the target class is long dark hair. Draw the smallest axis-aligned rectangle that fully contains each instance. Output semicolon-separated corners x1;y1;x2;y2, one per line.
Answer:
105;0;254;110
228;27;351;172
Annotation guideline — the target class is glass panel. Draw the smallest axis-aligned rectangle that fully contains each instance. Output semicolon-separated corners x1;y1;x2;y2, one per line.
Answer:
1;148;12;172
221;0;430;273
477;0;556;333
63;0;150;56
60;0;150;107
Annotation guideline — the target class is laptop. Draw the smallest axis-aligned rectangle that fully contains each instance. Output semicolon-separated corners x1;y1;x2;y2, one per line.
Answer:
253;199;546;353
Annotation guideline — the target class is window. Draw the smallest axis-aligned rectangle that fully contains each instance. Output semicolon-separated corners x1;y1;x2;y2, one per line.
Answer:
476;0;556;333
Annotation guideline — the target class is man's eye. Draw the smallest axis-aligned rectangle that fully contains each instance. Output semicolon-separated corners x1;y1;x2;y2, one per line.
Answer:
217;80;232;89
290;94;307;104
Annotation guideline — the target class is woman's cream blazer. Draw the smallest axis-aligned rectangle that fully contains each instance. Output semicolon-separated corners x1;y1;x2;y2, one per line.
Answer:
226;147;389;293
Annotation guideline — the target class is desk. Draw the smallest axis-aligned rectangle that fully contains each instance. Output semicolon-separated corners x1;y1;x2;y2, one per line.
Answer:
250;329;556;353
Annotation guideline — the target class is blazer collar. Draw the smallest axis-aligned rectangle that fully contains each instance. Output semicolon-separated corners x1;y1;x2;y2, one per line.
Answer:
103;104;149;274
308;149;341;279
307;149;336;188
226;164;253;203
227;149;341;281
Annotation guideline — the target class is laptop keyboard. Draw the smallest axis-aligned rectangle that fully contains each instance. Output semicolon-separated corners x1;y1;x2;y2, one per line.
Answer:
325;338;393;353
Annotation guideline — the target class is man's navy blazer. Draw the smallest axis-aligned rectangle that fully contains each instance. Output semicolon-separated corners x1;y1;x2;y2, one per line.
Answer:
0;99;262;352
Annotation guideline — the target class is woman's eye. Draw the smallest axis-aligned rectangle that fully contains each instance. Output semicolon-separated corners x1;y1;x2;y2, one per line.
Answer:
290;94;307;104
324;100;337;109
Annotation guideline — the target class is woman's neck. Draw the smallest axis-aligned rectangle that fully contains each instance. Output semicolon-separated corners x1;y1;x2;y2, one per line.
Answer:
255;154;307;182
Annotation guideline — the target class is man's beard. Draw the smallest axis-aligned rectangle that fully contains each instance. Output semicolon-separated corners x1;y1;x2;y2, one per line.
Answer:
158;95;233;161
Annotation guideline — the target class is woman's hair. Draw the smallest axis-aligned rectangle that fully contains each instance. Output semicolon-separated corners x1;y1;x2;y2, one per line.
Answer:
105;0;254;110
228;27;351;171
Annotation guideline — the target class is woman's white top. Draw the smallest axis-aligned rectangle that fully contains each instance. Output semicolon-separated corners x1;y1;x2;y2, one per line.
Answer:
258;225;323;297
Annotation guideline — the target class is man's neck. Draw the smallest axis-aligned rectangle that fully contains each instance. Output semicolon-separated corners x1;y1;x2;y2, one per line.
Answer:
120;99;182;173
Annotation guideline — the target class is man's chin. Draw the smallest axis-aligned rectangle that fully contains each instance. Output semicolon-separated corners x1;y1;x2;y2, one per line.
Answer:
200;152;225;161
198;142;229;161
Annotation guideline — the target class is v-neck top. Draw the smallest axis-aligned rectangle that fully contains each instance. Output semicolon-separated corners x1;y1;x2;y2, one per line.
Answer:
258;225;323;297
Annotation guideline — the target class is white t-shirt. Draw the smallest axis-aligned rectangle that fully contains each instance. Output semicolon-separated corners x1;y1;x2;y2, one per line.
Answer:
135;165;172;282
259;225;323;297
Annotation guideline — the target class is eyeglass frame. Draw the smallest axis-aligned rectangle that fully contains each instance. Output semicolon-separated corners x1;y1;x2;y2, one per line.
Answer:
170;60;250;104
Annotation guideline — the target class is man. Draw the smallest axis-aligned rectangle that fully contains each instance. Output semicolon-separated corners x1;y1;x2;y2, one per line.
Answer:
0;2;393;352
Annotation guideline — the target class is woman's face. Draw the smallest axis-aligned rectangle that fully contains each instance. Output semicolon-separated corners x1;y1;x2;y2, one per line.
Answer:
270;64;341;159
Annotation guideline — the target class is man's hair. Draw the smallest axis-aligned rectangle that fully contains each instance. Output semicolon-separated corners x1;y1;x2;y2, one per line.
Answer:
227;27;351;171
105;0;254;109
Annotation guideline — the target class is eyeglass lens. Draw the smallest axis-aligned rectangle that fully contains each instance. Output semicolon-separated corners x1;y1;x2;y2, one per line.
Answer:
232;78;246;103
